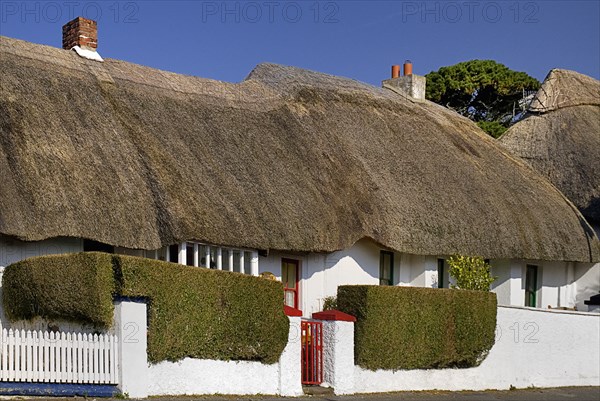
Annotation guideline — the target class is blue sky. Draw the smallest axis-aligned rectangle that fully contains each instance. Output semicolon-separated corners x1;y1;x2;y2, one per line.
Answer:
1;1;599;85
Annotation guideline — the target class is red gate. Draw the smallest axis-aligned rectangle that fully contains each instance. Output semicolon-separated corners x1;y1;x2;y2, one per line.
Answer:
301;320;323;385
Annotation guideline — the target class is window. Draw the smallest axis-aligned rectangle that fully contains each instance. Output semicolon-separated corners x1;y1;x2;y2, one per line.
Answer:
380;251;394;286
525;265;538;307
232;250;242;272
199;244;217;269
159;242;259;275
437;258;445;288
222;248;231;270
186;243;194;266
282;259;299;308
168;244;178;263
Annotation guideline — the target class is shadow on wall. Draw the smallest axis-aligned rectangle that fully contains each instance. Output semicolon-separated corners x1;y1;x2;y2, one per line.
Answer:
575;223;599;312
320;238;380;283
575;262;600;312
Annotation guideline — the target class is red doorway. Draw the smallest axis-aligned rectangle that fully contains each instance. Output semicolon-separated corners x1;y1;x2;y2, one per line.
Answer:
282;258;299;309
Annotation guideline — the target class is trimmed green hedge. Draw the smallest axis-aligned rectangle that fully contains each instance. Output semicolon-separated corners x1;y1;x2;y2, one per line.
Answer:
2;253;289;364
114;255;289;363
2;253;115;328
337;285;497;370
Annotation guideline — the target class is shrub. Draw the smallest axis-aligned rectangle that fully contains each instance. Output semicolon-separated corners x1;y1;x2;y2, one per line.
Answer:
322;296;338;311
448;255;497;291
2;253;289;364
114;255;289;363
337;285;497;370
2;253;115;328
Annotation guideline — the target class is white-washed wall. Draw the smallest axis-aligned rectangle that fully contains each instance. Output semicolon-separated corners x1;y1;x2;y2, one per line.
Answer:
259;239;449;316
1;235;593;314
259;239;593;315
353;306;600;392
259;239;381;316
491;260;527;306
490;259;512;305
491;259;583;309
146;316;303;397
0;236;82;269
321;320;355;394
539;261;576;308
576;262;600;312
148;358;279;395
260;251;324;315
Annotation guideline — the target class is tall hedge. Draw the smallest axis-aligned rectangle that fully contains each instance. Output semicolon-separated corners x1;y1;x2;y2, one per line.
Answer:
2;253;115;328
2;253;289;364
337;285;497;370
114;255;289;363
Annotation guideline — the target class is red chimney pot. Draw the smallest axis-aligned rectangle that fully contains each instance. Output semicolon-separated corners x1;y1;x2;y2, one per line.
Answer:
403;60;413;76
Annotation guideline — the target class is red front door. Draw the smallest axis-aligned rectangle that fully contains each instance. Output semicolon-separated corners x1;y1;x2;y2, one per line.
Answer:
282;259;299;309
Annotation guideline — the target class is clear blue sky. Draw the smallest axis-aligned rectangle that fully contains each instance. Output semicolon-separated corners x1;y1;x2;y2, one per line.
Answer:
1;1;599;85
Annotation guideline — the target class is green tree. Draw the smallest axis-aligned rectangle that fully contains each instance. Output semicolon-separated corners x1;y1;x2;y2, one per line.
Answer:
447;255;497;291
425;60;540;137
476;121;508;139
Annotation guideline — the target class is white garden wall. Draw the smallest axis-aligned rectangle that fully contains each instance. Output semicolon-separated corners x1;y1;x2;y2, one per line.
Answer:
148;359;278;395
352;306;600;393
321;319;355;394
146;316;303;397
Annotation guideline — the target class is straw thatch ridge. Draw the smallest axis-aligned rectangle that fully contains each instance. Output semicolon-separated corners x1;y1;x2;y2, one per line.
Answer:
500;69;600;223
0;36;598;262
529;69;600;113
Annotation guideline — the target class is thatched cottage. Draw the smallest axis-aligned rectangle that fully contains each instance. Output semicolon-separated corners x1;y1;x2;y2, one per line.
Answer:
500;69;600;310
1;20;599;315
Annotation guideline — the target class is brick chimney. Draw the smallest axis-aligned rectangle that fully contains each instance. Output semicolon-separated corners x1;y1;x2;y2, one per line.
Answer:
382;60;426;101
62;17;97;50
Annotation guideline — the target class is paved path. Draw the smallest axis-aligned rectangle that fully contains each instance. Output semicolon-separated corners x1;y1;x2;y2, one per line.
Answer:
10;386;599;401
316;387;600;400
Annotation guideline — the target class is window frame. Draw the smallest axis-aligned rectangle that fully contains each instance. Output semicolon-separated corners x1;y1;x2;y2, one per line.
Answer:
379;251;394;286
282;258;300;309
437;258;445;288
525;264;538;307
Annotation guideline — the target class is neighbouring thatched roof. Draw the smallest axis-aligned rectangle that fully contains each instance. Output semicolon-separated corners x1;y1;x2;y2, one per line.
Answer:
528;69;599;113
500;69;600;223
1;36;598;262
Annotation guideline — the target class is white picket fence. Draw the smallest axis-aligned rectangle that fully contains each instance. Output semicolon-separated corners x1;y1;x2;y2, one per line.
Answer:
0;328;119;384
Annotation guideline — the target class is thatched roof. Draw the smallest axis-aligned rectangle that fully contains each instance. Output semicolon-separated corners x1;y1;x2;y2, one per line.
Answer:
529;69;599;113
500;69;600;223
1;36;598;262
